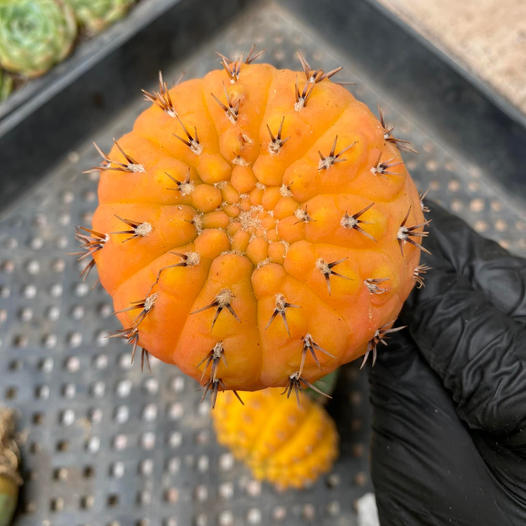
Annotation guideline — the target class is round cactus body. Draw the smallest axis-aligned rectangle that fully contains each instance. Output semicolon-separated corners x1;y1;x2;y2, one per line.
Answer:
85;51;428;400
0;0;77;77
66;0;134;35
213;387;338;489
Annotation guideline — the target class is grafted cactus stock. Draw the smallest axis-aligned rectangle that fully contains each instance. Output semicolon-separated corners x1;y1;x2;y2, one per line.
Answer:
77;47;429;405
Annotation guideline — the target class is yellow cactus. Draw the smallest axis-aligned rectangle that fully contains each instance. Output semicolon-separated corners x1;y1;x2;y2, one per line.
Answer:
213;387;338;490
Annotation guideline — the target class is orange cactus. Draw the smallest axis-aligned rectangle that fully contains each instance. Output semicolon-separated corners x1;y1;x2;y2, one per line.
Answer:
80;48;429;402
212;387;338;489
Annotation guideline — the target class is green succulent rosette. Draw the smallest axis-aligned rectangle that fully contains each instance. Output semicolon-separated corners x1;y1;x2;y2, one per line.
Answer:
0;69;12;101
0;0;77;78
66;0;134;35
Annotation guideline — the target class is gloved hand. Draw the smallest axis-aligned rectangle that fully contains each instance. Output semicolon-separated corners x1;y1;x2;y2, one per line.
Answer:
368;201;526;526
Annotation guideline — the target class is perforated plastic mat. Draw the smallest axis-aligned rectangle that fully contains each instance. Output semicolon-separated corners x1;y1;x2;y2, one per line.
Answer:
1;3;525;526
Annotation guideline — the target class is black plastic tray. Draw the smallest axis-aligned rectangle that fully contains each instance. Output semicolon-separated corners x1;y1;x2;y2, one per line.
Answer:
0;1;525;525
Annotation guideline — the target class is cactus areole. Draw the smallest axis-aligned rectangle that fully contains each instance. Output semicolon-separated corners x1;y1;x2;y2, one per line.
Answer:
81;49;429;403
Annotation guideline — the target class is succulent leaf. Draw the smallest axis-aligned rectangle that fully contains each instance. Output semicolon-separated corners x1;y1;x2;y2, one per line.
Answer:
65;0;134;35
0;0;77;77
0;68;12;101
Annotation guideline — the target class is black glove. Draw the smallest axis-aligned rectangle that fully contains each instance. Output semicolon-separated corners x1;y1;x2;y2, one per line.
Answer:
368;201;526;526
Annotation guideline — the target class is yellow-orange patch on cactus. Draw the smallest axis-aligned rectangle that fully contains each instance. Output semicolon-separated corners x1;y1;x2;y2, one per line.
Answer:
212;388;338;489
85;54;428;399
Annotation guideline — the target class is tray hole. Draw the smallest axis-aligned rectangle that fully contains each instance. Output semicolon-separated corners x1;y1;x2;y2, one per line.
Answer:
45;306;60;321
83;465;95;478
352;443;364;458
90;380;106;397
168;431;182;448
70;305;85;320
74;282;89;297
0;285;10;299
245;479;261;496
495;219;508;232
67;332;83;348
142;403;157;422
272;506;287;521
9;359;22;371
424;160;438;172
119;352;133;369
80;495;94;510
52;467;68;481
88;408;103;423
59;409;75;426
219;453;234;471
29;441;40;454
50;497;64;512
164;519;178;526
116;379;132;398
469;198;485;212
49;283;63;297
196;430;209;445
219;511;234;526
168;402;183;420
5;386;17;400
107;494;119;507
25;260;40;275
349;391;362;406
42;333;58;348
141;431;156;450
19;307;33;322
194;485;208;502
164;488;179;503
113;434;128;450
114;405;129;423
170;376;185;392
61;383;76;398
137;490;152;506
51;258;66;272
110;461;125;478
85;436;101;453
143;377;159;394
93;353;109;369
32;412;44;425
326;500;341;516
139;459;154;477
64;356;80;373
98;303;113;318
30;237;44;250
96;330;109;347
219;482;234;500
12;334;28;348
166;457;180;474
22;500;36;514
1;260;15;273
326;472;340;488
56;440;69;452
247;508;262;524
354;471;368;487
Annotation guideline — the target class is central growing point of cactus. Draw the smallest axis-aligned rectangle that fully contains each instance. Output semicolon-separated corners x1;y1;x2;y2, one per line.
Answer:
80;49;429;404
